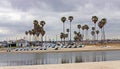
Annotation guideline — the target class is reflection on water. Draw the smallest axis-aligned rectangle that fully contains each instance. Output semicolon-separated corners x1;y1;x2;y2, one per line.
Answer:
0;51;120;66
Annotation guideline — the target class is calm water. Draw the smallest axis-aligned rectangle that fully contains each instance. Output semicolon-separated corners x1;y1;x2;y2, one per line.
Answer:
0;51;120;66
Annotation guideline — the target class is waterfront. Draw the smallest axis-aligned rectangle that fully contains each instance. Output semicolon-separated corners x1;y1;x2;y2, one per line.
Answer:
0;50;120;66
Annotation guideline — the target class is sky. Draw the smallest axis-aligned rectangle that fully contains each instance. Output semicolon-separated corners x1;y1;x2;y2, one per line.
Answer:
0;0;120;41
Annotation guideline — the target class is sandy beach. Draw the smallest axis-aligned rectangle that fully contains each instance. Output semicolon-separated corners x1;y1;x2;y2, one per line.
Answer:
0;60;120;69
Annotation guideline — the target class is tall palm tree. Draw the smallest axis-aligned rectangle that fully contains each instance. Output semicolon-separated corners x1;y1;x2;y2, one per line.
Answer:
77;24;81;33
91;16;98;40
61;17;66;45
91;27;95;43
40;21;46;45
82;25;85;40
32;29;36;41
28;30;32;41
41;30;45;44
33;20;38;29
84;25;89;40
98;18;107;46
60;32;64;42
68;16;73;43
96;30;99;41
65;33;68;43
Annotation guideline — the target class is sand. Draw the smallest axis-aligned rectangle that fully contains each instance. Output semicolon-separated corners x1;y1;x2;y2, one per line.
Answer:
0;61;120;69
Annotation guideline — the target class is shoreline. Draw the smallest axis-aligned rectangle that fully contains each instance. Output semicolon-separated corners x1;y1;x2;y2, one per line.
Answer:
0;45;120;53
0;43;120;53
0;60;120;69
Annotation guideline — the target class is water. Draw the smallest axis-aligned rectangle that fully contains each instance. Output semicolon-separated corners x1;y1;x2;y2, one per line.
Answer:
0;51;120;66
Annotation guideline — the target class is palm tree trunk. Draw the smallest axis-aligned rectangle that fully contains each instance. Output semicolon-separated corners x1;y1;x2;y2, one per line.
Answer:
97;34;98;42
41;36;43;46
94;24;96;44
82;30;84;44
86;30;88;44
63;23;65;45
70;22;72;43
67;32;69;42
101;28;103;46
103;27;106;46
29;35;31;41
94;24;96;40
79;29;80;33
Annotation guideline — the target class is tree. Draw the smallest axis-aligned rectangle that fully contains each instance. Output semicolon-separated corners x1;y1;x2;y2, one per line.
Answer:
84;25;89;40
66;28;69;41
92;27;95;31
91;31;95;44
96;30;99;41
98;18;107;46
25;31;28;41
91;16;98;40
28;30;32;41
61;17;66;45
82;25;85;40
68;16;73;43
60;32;63;42
40;21;46;27
77;24;81;33
41;30;45;43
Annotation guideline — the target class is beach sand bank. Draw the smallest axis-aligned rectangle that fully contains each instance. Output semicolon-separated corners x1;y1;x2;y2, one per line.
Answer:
0;60;120;69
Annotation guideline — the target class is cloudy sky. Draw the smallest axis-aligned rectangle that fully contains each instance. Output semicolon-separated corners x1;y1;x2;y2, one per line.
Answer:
0;0;120;41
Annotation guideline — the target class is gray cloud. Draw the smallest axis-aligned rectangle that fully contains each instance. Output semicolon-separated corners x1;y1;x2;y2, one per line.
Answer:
0;0;120;40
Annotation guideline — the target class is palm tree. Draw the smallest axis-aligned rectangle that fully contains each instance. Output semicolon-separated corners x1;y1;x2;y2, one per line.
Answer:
92;27;95;31
25;31;28;41
60;32;63;42
84;25;89;40
41;30;45;45
40;21;46;45
74;31;77;35
32;29;36;41
68;16;73;43
33;20;38;29
82;25;85;40
61;17;66;45
91;16;98;40
40;21;46;27
96;30;99;41
65;33;68;43
66;28;69;41
28;30;32;41
91;31;95;44
91;27;95;43
74;31;78;46
77;24;81;33
84;25;89;44
98;18;107;46
74;31;82;45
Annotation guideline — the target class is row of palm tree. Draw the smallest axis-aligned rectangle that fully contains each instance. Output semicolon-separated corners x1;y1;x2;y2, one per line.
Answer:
25;20;46;43
24;16;107;46
73;24;89;45
61;16;73;45
59;15;107;46
91;16;107;45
